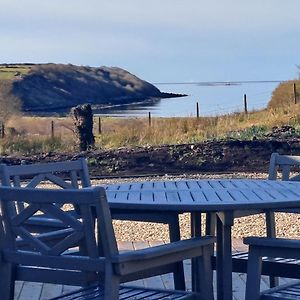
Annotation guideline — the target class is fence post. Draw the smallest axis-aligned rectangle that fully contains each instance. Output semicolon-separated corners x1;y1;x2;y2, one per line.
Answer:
244;94;248;114
98;117;102;134
71;104;95;151
51;120;54;138
148;112;151;127
293;83;297;104
196;102;200;119
1;123;4;138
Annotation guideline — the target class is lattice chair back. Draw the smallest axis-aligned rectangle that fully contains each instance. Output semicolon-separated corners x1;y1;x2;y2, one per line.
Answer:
0;186;118;293
268;153;300;181
0;159;91;218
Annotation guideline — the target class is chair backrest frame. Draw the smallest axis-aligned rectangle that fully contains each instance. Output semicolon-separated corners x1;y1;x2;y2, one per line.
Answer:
0;159;91;216
268;153;300;181
0;186;118;273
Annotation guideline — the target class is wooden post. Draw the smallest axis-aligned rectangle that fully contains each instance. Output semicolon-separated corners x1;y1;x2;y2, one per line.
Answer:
71;104;95;151
244;94;248;114
98;117;102;134
196;102;200;119
1;123;4;138
293;83;297;104
51;120;54;138
148;112;151;127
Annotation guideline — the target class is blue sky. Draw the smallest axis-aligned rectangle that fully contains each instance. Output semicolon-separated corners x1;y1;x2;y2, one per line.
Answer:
1;0;300;83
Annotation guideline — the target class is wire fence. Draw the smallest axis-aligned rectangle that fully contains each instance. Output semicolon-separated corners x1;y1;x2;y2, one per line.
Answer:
0;82;298;139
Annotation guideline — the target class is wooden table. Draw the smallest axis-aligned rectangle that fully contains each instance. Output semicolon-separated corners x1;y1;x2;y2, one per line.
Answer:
104;179;300;300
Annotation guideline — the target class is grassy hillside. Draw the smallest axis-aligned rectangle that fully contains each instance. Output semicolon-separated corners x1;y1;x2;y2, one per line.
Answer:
268;79;300;108
0;63;163;112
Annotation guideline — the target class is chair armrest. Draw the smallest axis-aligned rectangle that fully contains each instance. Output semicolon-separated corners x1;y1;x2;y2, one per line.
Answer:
112;236;215;263
244;237;300;250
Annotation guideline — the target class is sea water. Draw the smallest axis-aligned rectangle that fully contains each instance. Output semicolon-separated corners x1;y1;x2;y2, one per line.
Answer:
93;81;279;118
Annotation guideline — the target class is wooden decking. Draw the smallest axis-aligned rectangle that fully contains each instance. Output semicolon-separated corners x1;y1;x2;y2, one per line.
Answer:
14;239;293;300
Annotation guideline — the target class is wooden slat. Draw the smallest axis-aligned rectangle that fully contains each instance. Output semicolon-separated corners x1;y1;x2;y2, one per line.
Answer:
141;182;155;190
40;283;63;300
26;174;46;188
152;181;166;190
44;174;73;189
18;282;43;300
166;191;180;203
185;180;201;190
207;180;227;189
6;160;84;176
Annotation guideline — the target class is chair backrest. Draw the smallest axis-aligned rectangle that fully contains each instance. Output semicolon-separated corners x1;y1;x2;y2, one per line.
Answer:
0;159;91;214
0;186;118;283
268;153;300;181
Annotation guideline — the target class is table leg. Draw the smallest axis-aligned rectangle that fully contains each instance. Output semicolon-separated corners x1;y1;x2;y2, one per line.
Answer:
216;212;234;300
191;212;202;292
169;214;186;290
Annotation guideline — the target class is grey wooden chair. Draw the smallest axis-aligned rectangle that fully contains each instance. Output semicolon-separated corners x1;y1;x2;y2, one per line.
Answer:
0;159;186;289
266;153;300;232
244;236;300;300
212;153;300;287
0;159;91;233
0;186;216;300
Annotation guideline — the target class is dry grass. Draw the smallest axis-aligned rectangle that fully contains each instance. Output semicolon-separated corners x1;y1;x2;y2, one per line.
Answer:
1;103;300;155
268;79;300;109
0;65;31;80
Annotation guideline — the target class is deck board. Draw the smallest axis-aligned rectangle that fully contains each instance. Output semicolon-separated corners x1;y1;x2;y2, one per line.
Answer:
14;239;295;300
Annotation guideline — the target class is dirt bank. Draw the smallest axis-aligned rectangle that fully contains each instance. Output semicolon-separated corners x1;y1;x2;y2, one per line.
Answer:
1;138;300;176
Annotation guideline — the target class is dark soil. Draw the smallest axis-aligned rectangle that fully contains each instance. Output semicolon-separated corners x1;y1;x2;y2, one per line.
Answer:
1;138;300;177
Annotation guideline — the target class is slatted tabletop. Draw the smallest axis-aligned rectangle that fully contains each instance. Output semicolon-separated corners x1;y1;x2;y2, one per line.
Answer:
105;179;300;212
104;179;300;300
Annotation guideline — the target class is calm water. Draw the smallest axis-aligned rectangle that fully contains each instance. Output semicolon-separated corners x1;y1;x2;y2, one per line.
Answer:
93;81;279;118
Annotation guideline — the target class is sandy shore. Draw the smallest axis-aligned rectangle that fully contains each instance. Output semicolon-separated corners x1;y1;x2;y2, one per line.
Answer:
91;172;300;241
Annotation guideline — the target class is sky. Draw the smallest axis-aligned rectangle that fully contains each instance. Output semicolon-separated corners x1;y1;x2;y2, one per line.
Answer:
1;0;300;84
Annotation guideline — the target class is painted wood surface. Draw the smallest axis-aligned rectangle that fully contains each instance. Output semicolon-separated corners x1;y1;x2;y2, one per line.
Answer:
14;240;293;300
104;179;300;212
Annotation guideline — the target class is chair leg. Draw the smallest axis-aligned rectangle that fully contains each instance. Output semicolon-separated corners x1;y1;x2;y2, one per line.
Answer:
245;246;262;300
265;211;279;287
104;263;120;300
0;261;14;300
169;215;186;291
195;246;214;300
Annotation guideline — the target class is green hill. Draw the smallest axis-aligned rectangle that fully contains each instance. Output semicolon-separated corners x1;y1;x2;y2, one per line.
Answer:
0;63;164;112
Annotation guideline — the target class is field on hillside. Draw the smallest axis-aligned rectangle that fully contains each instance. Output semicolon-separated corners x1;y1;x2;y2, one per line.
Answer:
0;64;31;79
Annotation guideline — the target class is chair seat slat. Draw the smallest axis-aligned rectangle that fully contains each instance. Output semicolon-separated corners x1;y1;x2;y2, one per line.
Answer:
232;251;300;265
50;284;195;299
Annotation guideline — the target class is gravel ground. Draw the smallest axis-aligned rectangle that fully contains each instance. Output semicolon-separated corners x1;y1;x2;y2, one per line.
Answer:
91;172;300;242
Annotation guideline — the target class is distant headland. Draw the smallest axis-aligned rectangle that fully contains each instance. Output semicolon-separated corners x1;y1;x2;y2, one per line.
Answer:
0;63;186;114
